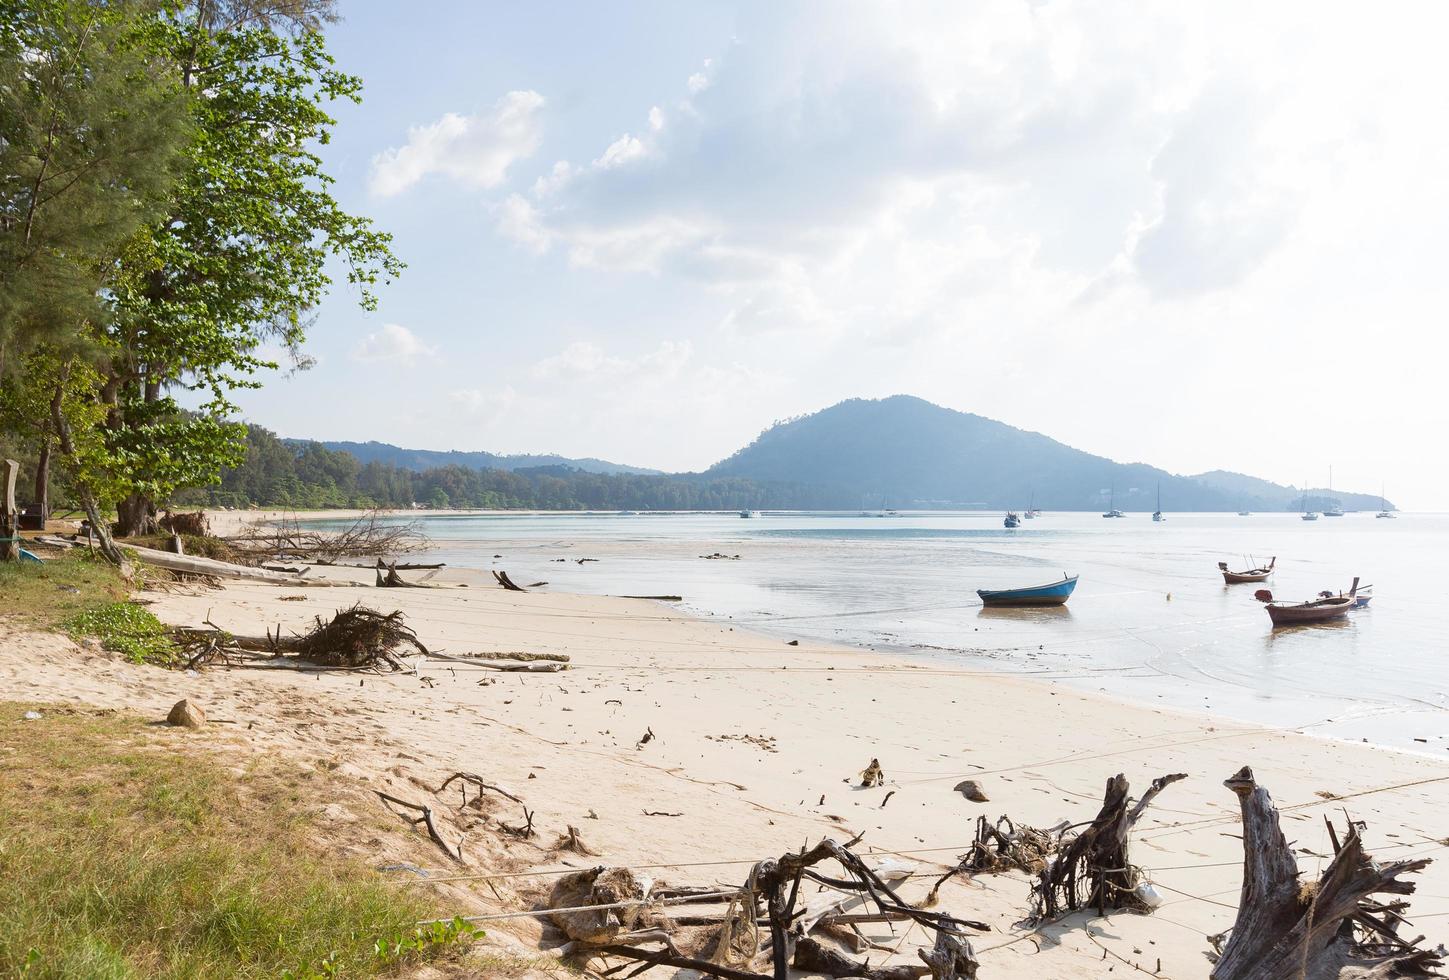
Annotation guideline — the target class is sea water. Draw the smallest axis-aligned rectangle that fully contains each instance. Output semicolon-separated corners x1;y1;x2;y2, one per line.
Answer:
304;510;1447;754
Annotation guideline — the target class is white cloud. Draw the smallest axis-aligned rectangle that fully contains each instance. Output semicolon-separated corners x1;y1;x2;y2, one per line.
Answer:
351;324;436;364
497;194;552;254
369;90;545;197
593;134;647;169
449;385;517;415
531;340;692;381
648;106;665;131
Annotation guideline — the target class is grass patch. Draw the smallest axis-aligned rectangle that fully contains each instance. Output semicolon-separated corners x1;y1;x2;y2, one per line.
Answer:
0;550;129;631
0;704;477;979
65;602;178;667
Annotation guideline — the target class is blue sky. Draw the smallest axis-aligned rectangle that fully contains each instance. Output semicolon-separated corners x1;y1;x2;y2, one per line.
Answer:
235;2;1448;507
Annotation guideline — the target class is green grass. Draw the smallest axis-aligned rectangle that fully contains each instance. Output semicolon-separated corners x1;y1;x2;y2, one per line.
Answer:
0;550;130;632
65;601;178;666
0;705;477;979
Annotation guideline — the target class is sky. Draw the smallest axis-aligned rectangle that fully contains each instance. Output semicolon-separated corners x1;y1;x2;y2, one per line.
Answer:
234;1;1449;508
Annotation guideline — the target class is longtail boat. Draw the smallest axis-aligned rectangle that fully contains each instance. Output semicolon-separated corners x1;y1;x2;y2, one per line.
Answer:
1218;556;1275;584
977;573;1078;607
1262;577;1359;626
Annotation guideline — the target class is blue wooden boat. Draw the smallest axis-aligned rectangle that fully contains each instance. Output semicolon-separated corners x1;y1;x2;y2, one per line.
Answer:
1003;511;1020;528
977;573;1078;607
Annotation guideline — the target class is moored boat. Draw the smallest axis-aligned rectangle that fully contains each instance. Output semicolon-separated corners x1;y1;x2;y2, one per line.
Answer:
1102;486;1125;518
1261;578;1359;626
1376;485;1395;519
977;573;1078;607
1003;511;1020;528
1218;556;1275;584
1152;481;1166;522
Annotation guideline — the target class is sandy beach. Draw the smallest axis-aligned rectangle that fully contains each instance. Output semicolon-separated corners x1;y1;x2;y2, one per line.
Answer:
4;540;1446;978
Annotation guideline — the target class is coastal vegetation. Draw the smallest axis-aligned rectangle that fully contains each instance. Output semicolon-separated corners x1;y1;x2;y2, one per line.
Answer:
0;703;476;978
1;0;398;564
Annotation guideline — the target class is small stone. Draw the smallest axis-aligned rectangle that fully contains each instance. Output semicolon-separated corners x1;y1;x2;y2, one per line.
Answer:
953;779;989;802
22;710;42;721
166;699;206;729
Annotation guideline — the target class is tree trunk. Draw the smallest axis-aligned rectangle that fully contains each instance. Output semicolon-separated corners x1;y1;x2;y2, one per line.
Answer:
112;374;164;537
1;459;18;561
115;492;158;537
33;438;50;522
49;369;128;571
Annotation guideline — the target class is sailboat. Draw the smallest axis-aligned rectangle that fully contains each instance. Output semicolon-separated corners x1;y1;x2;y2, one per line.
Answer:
1152;481;1166;522
1102;487;1125;518
1023;492;1037;519
1300;481;1319;521
1376;484;1396;519
1323;466;1344;517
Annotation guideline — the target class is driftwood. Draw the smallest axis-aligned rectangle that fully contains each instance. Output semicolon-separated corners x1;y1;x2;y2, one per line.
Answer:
223;510;426;563
172;605;425;671
793;936;930;978
493;569;529;591
427;651;568;672
574;837;982;980
376;789;461;862
927;814;1057;904
437;772;524;805
1033;771;1186;921
125;543;306;583
451;651;571;663
1209;766;1444;979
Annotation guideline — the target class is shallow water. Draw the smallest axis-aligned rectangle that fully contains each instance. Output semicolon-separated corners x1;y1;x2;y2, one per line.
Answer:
308;510;1447;753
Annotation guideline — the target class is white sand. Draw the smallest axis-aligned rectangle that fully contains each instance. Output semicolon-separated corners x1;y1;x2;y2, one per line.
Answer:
5;560;1447;978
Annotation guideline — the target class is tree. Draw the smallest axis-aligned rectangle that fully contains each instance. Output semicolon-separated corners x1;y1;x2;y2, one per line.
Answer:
100;1;401;535
0;0;186;369
0;0;190;563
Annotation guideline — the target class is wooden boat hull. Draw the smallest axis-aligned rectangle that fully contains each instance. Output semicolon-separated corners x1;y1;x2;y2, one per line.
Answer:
1219;558;1275;584
977;575;1078;607
1266;599;1353;625
1223;570;1271;584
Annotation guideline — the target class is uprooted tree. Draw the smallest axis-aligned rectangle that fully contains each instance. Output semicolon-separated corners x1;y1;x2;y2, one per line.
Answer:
1209;766;1444;980
1032;771;1187;921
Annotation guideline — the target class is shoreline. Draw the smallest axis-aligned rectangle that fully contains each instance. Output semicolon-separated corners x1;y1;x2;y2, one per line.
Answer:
7;558;1448;976
234;510;1437;759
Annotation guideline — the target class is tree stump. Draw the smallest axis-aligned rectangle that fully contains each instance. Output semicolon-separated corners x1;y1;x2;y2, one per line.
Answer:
1209;766;1444;979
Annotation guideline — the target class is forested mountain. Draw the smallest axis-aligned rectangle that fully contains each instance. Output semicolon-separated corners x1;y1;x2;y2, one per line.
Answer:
301;441;659;476
705;396;1389;511
164;396;1391;513
1188;470;1386;512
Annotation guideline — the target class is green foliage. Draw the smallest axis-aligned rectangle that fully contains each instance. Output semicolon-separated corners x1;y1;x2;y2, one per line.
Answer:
1;1;401;536
285;917;481;979
89;5;402;530
0;550;130;630
0;0;189;371
0;704;452;979
66;601;177;666
170;422;825;511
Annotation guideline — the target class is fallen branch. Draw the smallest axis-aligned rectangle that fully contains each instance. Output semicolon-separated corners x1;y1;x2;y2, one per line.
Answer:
437;772;524;804
493;569;529;592
375;790;461;862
